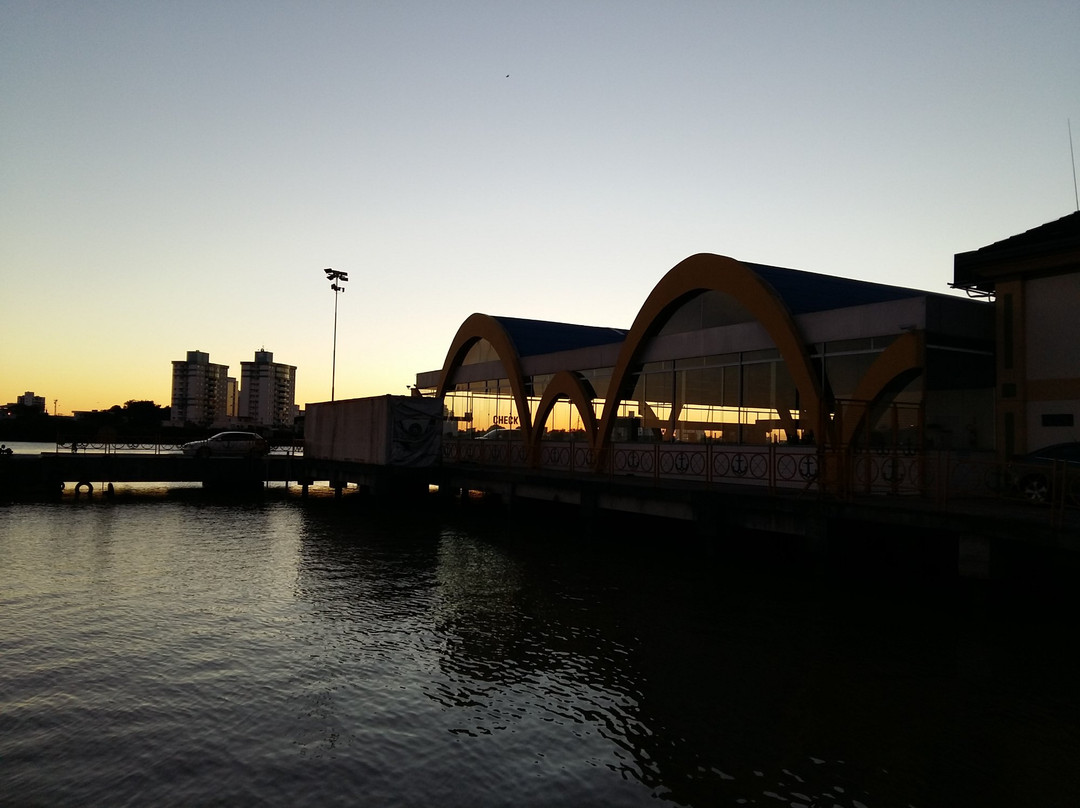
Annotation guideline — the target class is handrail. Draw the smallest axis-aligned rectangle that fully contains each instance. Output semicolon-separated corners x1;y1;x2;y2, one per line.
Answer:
442;438;1077;523
55;436;305;456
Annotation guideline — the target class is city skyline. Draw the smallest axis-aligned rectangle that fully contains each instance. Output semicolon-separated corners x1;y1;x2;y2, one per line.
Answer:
2;2;1078;416
5;345;297;419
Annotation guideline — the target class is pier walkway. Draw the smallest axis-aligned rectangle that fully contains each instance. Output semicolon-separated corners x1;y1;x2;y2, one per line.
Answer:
2;451;307;496
3;441;1076;581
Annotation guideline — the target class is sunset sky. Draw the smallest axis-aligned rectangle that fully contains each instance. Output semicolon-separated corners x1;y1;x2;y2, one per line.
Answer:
2;1;1078;416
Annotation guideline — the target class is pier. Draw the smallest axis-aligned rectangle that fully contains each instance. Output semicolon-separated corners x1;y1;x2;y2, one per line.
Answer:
432;441;1079;583
3;440;1076;584
2;450;307;497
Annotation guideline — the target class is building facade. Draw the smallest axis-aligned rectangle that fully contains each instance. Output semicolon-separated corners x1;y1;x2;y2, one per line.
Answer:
170;350;231;427
953;211;1080;456
416;253;997;465
239;350;297;429
14;392;47;413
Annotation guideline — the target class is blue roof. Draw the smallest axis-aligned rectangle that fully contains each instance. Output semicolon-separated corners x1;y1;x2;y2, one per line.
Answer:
493;316;627;358
491;262;937;358
745;263;929;315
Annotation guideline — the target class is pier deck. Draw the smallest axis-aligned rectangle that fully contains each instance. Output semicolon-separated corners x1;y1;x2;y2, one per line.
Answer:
3;448;1077;582
3;452;306;495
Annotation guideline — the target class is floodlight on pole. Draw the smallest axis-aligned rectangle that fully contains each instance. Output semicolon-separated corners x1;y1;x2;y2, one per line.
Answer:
323;268;348;401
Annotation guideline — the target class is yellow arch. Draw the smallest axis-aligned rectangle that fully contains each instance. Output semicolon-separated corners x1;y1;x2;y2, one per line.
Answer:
531;370;600;456
595;254;825;459
840;330;925;446
435;313;533;442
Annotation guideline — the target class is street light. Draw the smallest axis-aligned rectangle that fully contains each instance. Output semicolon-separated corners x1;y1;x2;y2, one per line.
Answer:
323;268;349;401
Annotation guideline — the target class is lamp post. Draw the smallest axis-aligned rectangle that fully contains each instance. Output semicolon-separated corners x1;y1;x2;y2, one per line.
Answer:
323;268;349;401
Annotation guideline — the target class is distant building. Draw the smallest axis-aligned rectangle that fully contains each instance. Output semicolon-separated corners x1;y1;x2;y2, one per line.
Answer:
170;351;230;427
953;211;1080;456
8;392;47;413
239;350;297;429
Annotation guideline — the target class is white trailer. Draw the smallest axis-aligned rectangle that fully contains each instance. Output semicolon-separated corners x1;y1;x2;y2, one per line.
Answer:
305;395;442;467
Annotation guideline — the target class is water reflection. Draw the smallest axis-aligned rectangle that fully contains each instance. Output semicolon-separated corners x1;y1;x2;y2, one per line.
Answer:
409;513;1080;807
5;493;1080;807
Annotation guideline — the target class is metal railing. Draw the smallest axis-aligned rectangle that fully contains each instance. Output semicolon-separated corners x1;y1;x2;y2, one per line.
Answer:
55;437;305;456
442;437;1078;521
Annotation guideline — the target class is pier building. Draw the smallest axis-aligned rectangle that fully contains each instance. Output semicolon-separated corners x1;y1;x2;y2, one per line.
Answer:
415;253;997;465
952;211;1080;457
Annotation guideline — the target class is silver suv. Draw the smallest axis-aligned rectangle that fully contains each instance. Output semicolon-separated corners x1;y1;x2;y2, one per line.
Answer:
182;432;269;458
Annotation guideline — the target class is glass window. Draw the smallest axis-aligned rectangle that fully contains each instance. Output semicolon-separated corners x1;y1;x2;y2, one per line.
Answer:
721;365;740;408
540;398;591;437
462;339;499;365
532;373;553;399
742;361;773;410
825;352;877;400
656;290;757;335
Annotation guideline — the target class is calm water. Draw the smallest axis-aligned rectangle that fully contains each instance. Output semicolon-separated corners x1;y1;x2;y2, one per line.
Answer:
2;484;1079;807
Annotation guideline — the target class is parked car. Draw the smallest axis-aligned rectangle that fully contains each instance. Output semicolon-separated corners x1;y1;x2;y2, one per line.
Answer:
182;432;269;458
1007;442;1080;505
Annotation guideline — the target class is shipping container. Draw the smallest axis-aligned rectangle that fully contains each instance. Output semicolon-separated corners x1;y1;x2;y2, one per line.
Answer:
304;395;442;466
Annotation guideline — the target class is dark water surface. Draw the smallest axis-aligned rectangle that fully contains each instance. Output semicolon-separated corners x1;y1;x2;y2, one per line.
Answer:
2;489;1079;807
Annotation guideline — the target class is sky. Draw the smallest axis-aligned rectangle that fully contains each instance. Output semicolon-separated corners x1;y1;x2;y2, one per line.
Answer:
2;1;1078;416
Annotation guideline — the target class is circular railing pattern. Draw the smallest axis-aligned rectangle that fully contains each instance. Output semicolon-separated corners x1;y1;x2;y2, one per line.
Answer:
710;450;770;480
775;454;797;480
853;455;879;486
458;442;482;463
574;446;593;469
540;445;570;468
657;450;707;477
613;448;654;474
852;454;922;491
748;453;769;478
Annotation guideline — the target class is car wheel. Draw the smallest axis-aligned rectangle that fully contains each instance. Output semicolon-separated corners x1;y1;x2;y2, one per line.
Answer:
1019;473;1050;504
196;447;210;459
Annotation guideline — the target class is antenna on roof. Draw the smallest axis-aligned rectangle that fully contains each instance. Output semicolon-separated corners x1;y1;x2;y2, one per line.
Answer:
1070;118;1079;212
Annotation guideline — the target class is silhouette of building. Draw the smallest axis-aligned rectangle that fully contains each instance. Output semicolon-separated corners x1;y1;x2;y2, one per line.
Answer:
953;211;1080;456
415;253;997;462
170;350;231;427
239;350;296;429
7;392;47;413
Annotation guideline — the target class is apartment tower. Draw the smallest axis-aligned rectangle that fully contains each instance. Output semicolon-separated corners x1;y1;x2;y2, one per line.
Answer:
239;350;297;429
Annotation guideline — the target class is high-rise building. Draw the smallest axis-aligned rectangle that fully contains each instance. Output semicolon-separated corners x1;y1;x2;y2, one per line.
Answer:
170;350;230;427
239;350;296;429
15;392;47;413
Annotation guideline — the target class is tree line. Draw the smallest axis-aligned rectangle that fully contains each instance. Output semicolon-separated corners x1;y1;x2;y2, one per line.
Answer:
2;400;177;441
